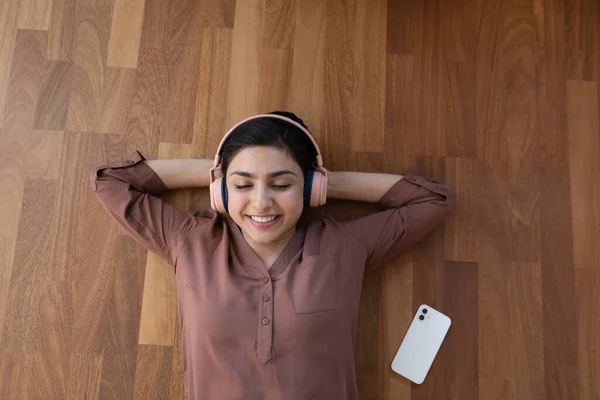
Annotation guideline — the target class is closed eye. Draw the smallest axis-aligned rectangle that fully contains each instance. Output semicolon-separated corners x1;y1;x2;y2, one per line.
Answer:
234;184;291;190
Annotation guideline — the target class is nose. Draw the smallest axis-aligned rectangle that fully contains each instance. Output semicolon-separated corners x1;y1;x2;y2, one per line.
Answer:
251;184;273;210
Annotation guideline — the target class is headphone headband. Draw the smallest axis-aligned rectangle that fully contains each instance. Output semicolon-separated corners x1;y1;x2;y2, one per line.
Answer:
210;114;326;184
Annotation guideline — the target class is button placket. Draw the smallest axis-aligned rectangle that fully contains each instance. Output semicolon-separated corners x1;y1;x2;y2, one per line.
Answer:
256;275;274;364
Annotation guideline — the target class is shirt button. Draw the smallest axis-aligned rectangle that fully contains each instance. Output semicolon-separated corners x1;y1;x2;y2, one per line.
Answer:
262;295;270;302
263;277;270;284
262;318;270;325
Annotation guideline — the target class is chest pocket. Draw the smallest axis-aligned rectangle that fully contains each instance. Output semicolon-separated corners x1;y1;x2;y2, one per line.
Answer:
292;253;337;314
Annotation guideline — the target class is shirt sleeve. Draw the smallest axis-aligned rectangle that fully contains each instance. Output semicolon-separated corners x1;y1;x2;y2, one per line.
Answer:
339;170;453;270
90;150;214;267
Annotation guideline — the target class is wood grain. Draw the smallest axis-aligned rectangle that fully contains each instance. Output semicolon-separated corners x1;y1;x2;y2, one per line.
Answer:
225;0;261;127
0;0;20;120
442;261;478;400
66;5;112;132
0;29;47;236
381;254;413;400
567;80;600;269
193;27;232;158
262;0;296;49
576;268;600;399
33;60;73;130
47;0;76;60
350;0;386;153
18;0;53;30
288;0;326;136
107;0;146;68
1;0;599;398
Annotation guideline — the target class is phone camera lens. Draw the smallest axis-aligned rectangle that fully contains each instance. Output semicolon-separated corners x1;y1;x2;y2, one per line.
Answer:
422;309;428;314
419;315;425;321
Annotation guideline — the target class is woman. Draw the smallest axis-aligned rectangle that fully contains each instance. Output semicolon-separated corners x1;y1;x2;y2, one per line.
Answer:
90;111;453;400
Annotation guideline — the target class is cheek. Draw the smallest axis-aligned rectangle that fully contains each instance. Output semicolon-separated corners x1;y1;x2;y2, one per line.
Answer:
279;189;305;213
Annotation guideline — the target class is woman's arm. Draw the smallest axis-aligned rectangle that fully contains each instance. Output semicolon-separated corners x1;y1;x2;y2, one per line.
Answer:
91;151;215;267
143;158;216;190
332;169;453;270
327;171;404;203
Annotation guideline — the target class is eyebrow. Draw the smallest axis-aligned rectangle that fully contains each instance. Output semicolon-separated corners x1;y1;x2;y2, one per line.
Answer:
229;170;298;179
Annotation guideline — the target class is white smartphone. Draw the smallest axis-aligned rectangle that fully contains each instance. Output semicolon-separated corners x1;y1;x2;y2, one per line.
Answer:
391;304;451;384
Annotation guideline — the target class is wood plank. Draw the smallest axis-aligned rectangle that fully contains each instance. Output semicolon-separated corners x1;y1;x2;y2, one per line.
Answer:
444;157;477;262
534;0;580;398
160;41;202;143
26;130;65;181
68;132;125;353
262;0;296;49
409;0;444;156
442;61;477;157
475;0;539;264
193;27;232;158
47;0;77;60
258;47;293;112
0;351;32;398
350;0;386;153
441;261;478;400
322;0;355;170
0;236;16;346
287;0;326;135
381;254;413;400
0;179;58;351
476;161;514;398
383;53;415;172
33;61;73;130
565;0;597;81
386;0;422;55
576;269;600;399
325;0;355;52
98;234;146;399
18;0;53;30
66;353;103;399
166;0;203;44
225;0;262;127
0;1;20;121
0;29;47;236
138;0;168;50
133;345;173;399
98;67;137;134
65;5;112;132
199;0;235;29
508;262;545;399
567;80;600;269
107;0;146;68
29;281;74;399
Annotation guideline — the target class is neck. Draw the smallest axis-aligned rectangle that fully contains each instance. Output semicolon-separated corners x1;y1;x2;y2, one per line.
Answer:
242;227;296;267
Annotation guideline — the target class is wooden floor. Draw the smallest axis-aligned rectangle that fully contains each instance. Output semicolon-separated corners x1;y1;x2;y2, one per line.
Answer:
0;0;599;399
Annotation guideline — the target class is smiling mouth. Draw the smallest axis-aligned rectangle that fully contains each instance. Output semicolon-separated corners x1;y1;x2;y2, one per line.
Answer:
248;215;279;223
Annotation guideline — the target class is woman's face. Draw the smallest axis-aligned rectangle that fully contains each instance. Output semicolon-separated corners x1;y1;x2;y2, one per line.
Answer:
226;146;305;247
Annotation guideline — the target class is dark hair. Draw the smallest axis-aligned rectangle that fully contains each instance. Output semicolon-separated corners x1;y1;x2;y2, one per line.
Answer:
220;111;317;179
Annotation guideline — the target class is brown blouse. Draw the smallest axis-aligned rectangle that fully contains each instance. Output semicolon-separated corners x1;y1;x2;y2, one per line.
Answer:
90;150;453;400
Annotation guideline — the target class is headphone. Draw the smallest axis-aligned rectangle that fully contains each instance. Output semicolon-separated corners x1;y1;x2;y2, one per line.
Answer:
209;114;328;214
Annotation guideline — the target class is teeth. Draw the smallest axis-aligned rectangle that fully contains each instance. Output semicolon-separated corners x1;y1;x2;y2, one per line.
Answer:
250;215;277;223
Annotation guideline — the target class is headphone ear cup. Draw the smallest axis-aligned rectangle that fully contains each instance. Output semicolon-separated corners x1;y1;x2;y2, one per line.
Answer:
303;170;314;207
210;176;228;214
305;170;327;207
